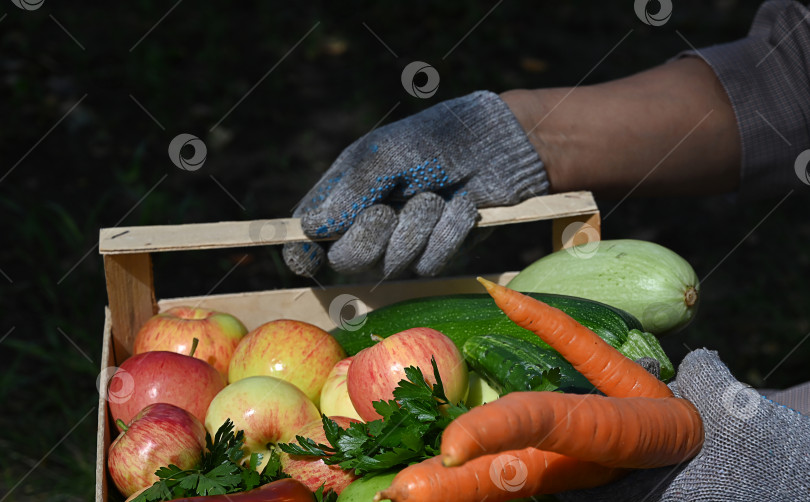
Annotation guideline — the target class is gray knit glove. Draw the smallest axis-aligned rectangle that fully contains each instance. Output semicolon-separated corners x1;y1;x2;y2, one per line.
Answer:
558;348;810;501
283;90;548;278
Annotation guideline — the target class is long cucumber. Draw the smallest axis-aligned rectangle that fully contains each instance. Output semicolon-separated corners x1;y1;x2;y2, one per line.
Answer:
331;292;643;357
463;329;675;397
462;334;593;394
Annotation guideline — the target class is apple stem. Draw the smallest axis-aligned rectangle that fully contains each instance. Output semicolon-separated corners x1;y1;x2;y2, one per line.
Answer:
189;337;199;358
370;334;384;343
116;419;128;432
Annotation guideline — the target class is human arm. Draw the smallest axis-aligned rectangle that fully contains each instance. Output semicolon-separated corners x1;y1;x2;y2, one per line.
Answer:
284;63;738;278
501;57;741;197
284;59;741;278
504;0;810;199
285;0;810;278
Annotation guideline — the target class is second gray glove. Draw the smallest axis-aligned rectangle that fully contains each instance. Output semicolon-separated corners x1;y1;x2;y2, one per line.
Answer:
283;90;548;278
557;349;810;501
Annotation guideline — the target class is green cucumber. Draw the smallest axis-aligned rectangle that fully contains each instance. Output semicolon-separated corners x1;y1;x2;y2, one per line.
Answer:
618;329;675;381
507;239;699;334
331;292;643;357
462;334;594;394
463;329;675;397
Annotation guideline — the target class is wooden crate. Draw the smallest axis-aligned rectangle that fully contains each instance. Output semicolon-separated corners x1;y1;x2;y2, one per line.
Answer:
94;191;600;501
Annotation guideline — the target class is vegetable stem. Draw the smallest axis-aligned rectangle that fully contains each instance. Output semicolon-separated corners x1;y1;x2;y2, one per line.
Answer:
684;286;698;307
115;419;128;432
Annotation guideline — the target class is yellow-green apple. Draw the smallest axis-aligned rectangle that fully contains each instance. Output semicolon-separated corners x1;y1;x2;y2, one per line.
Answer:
347;327;468;421
108;403;206;498
228;319;346;407
204;375;320;461
280;416;360;494
337;471;397;502
465;371;500;407
108;351;225;432
133;306;247;379
319;357;363;421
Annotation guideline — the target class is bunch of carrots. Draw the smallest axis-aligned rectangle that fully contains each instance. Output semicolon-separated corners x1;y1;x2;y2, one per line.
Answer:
375;278;704;502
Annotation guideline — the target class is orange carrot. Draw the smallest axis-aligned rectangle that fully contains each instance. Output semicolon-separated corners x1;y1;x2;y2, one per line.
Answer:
477;277;673;399
375;449;627;502
441;391;704;468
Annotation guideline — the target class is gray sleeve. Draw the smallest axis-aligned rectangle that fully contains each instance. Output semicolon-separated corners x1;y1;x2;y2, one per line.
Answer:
680;0;810;198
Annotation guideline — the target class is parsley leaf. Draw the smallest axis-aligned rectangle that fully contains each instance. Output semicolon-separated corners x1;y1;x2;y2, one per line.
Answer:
500;364;561;394
278;357;469;477
313;484;339;502
132;419;290;502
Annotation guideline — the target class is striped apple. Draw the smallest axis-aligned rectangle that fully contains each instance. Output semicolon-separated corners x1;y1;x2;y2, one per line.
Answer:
133;306;247;380
228;319;346;408
204;376;320;461
108;350;225;432
280;416;361;494
108;403;206;498
347;327;469;421
319;357;363;421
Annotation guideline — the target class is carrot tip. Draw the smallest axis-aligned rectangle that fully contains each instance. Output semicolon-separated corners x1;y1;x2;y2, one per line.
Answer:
441;455;456;468
476;276;497;292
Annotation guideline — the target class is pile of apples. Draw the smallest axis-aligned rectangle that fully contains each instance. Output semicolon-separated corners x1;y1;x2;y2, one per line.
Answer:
106;306;471;500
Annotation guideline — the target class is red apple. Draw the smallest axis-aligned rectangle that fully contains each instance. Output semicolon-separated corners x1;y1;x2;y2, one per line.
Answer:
108;403;206;497
280;416;360;494
108;351;225;432
228;319;346;407
347;327;469;421
204;375;320;457
133;306;247;379
319;357;363;421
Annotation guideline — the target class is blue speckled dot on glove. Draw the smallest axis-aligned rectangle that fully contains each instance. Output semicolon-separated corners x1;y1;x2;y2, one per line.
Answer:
283;90;548;278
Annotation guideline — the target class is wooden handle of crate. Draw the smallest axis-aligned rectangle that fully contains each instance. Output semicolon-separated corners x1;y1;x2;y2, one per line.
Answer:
98;192;599;254
99;191;600;359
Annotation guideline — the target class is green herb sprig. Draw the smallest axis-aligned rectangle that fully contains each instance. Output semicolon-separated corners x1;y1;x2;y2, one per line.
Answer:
132;419;289;501
278;357;469;476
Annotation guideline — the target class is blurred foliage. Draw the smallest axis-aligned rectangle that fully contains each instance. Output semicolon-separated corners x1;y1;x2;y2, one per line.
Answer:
3;1;809;500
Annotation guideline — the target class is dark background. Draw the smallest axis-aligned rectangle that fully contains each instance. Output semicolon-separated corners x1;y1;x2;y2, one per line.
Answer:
3;1;809;500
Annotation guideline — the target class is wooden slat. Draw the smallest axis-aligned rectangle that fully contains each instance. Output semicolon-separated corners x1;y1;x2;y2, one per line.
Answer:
157;272;518;332
552;211;602;252
95;308;113;502
103;253;157;362
99;192;598;255
476;191;597;227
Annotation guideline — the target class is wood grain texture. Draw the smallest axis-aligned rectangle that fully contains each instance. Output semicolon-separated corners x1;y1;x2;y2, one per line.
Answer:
95;308;113;502
552;211;602;252
99;192;598;255
103;253;156;362
157;271;519;332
